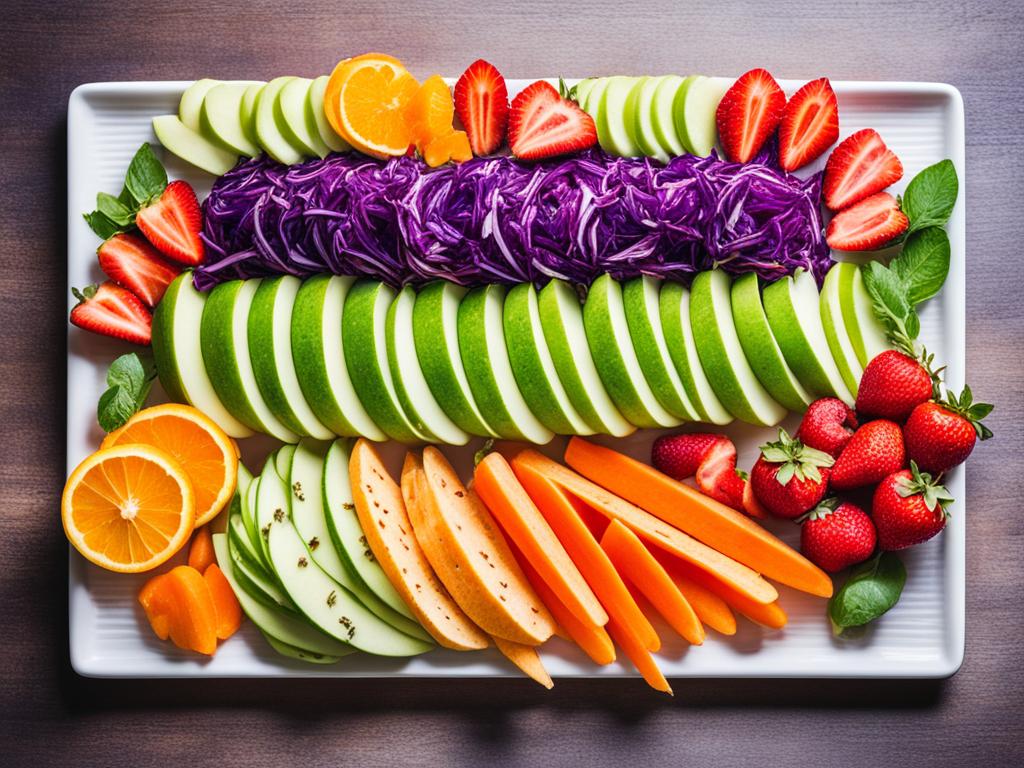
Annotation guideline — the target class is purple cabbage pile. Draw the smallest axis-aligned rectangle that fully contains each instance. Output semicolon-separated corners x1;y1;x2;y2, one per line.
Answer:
195;146;830;291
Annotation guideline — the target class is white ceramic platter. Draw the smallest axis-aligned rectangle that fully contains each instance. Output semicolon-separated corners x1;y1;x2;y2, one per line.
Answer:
67;78;965;678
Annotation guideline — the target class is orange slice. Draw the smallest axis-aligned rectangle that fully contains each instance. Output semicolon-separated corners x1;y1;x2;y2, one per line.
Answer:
407;74;455;147
102;403;237;527
324;52;419;158
62;444;196;573
423;130;472;167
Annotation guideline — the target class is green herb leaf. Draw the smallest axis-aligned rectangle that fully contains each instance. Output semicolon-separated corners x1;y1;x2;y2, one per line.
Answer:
123;144;168;206
83;211;123;241
95;191;135;227
829;552;907;636
891;227;951;305
96;353;156;432
862;262;911;333
902;159;958;234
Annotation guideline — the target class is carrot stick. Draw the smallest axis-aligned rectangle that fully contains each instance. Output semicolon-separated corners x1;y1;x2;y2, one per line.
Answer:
670;572;737;636
203;563;242;640
664;556;788;630
492;636;554;689
600;521;705;646
564;437;833;598
605;615;672;695
514;449;777;605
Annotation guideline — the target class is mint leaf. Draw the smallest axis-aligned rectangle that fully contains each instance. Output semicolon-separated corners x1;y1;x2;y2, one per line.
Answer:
95;191;135;227
123;144;168;206
902;159;958;234
96;353;156;432
83;211;122;241
829;552;906;635
862;261;910;332
97;386;140;433
892;227;951;305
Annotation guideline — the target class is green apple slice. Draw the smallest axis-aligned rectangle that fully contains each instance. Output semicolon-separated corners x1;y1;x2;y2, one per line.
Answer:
261;633;348;664
292;275;385;440
580;77;608;115
228;512;278;589
254;456;289;565
674;75;729;157
412;281;496;437
255;76;304;165
651;75;688;157
240;83;265;149
584;274;681;429
201;279;299;443
730;273;814;412
386;286;470;445
308;75;350;153
178;78;221;132
278;76;329;158
596;76;643;157
343;280;428;443
537;280;634;437
248;276;333;439
843;263;892;367
152;115;238;176
574;78;597;109
227;517;296;613
625;77;669;163
458;285;555;444
690;270;787;426
659;281;733;424
321;439;415;621
503;283;593;435
622;276;699;420
199;83;260;157
151;273;253;437
240;473;267;567
762;269;856;405
820;263;865;396
275;443;297;481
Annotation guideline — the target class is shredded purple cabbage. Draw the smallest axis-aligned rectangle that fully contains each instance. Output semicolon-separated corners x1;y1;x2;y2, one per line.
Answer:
196;146;830;291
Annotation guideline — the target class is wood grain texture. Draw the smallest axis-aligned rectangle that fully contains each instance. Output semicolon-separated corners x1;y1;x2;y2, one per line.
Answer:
1;0;1022;765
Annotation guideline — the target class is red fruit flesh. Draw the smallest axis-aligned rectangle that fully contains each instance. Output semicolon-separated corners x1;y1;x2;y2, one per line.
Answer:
872;470;948;551
800;501;876;573
507;81;597;160
826;192;909;251
716;68;786;163
778;78;839;171
855;350;933;422
904;402;977;474
98;232;181;307
741;480;768;519
454;59;509;156
695;440;745;510
830;420;906;491
652;433;726;480
824;128;904;211
69;281;152;345
135;180;205;266
750;456;830;520
797;397;858;458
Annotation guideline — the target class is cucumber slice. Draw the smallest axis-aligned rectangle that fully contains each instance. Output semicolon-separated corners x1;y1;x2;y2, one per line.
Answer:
820;263;865;397
152;114;239;177
650;75;688;157
625;77;669;163
458;285;555;444
537;279;634;437
674;75;729;157
255;76;304;165
178;79;221;131
583;274;681;429
278;77;329;158
596;76;642;157
262;632;347;664
309;75;351;153
240;83;265;149
200;83;261;157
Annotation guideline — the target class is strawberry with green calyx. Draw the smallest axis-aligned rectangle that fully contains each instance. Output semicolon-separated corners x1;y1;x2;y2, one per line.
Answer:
750;429;834;520
830;419;905;491
904;387;993;474
798;498;877;573
872;462;953;551
855;348;940;423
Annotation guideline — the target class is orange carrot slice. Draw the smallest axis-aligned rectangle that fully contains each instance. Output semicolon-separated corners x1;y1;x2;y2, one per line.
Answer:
474;452;608;628
139;566;218;655
188;525;216;572
511;455;659;652
671;571;737;636
605;615;672;695
565;437;833;598
138;572;179;642
665;556;788;630
600;520;705;646
203;563;242;640
514;449;777;605
492;636;554;689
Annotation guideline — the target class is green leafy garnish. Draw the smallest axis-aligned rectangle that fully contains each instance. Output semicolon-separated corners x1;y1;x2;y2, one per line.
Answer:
95;191;135;227
891;227;951;305
83;143;168;240
902;159;958;235
828;552;907;636
97;353;156;432
123;143;169;206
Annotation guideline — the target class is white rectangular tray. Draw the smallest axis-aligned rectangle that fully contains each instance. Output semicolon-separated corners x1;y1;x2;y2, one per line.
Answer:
67;79;966;678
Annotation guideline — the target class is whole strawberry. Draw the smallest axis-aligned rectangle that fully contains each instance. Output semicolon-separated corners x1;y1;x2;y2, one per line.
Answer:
856;349;935;422
830;420;906;491
799;499;877;573
750;429;834;519
873;462;953;550
652;433;725;479
797;397;859;457
904;387;993;474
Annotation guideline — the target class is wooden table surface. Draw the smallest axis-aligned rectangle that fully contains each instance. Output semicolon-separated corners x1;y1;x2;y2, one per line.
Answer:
2;0;1022;765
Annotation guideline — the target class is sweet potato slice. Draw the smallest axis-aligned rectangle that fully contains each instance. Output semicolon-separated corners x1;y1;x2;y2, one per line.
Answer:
492;636;554;689
188;525;216;572
350;440;489;651
203;563;243;640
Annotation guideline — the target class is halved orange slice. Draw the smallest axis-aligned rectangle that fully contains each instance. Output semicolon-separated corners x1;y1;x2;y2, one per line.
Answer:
406;74;456;147
62;444;196;573
102;403;237;527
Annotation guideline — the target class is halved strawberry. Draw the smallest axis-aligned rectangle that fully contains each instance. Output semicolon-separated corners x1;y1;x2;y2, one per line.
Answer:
826;192;909;251
715;68;786;163
135;180;204;265
507;81;597;160
70;281;152;345
823;129;903;210
696;439;746;510
98;233;181;307
778;78;839;171
454;59;509;156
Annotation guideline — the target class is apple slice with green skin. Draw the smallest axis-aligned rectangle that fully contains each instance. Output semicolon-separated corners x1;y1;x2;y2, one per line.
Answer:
651;75;688;157
580;77;608;116
674;75;730;157
291;275;385;440
624;77;669;163
762;269;856;406
458;285;555;444
201;279;298;443
178;78;221;131
842;264;892;367
275;443;297;480
199;83;260;157
343;280;429;444
690;270;788;426
152;273;253;438
255;76;304;165
730;273;814;413
503;283;593;435
227;516;297;613
262;633;348;664
386;286;469;445
240;473;267;568
584;274;681;429
412;281;496;437
622;276;699;420
820;263;864;396
574;78;597;109
240;83;264;150
278;77;329;158
152;115;239;176
659;281;733;424
308;75;350;153
537;279;634;437
596;76;643;157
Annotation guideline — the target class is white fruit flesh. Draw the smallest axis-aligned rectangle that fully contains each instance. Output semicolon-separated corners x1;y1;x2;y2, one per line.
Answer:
255;76;304;165
278;77;328;158
675;75;730;157
178;78;221;131
200;83;260;157
651;75;688;157
820;263;865;396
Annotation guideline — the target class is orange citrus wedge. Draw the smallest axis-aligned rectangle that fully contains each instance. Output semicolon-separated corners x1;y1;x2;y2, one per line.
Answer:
102;403;237;527
62;444;196;573
423;130;473;167
407;74;456;147
324;52;419;158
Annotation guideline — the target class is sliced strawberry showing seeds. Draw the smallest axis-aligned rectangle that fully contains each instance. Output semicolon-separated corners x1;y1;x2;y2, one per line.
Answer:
507;81;597;160
695;439;744;509
826;192;909;251
823;128;904;211
778;78;839;171
454;59;509;156
135;180;205;266
715;68;786;163
70;281;152;345
98;232;181;307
